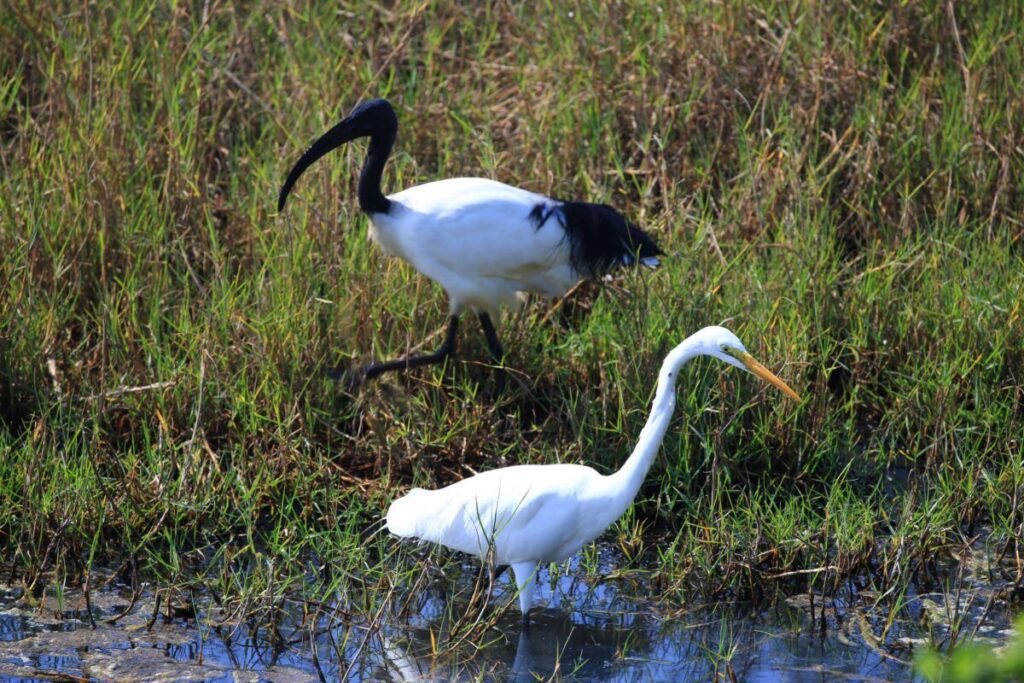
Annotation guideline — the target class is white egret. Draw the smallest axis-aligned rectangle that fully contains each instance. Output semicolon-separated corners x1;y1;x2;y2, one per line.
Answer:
277;99;662;386
386;326;801;623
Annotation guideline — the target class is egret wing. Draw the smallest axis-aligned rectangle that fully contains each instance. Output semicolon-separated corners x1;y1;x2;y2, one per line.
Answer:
386;464;600;563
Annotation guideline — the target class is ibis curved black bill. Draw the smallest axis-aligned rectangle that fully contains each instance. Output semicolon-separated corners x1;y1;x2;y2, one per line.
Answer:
277;98;397;213
277;119;351;212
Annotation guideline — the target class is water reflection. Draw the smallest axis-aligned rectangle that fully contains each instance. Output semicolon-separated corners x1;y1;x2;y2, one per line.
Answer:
509;611;627;681
0;547;1016;682
0;611;33;642
377;608;647;681
374;598;915;682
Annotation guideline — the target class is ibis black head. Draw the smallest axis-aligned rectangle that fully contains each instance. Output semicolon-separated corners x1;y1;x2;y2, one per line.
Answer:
278;98;398;213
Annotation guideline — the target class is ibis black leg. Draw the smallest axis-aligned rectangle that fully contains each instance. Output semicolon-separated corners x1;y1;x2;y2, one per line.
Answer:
478;313;506;391
478;313;504;362
346;315;459;383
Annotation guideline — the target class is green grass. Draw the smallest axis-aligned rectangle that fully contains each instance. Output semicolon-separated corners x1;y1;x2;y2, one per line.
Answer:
1;0;1023;669
918;615;1024;682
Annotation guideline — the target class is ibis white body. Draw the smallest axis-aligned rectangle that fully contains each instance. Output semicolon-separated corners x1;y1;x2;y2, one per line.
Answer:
278;99;662;383
370;178;577;316
385;326;802;620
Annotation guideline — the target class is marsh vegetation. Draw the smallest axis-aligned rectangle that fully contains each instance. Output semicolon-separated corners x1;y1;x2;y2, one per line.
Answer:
2;0;1023;679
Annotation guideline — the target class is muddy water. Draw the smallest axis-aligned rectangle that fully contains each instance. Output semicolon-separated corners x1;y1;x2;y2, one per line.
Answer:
0;547;1016;682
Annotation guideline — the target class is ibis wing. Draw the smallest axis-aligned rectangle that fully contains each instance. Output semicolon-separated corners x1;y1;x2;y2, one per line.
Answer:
380;179;577;303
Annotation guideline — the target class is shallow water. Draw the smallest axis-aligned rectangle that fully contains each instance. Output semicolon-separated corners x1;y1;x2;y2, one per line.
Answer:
0;546;1015;682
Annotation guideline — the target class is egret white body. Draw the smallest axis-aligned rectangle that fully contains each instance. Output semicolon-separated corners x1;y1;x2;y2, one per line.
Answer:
278;99;662;384
386;326;802;622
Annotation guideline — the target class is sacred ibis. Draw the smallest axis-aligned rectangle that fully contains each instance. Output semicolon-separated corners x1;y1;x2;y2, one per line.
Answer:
278;98;663;386
386;326;801;624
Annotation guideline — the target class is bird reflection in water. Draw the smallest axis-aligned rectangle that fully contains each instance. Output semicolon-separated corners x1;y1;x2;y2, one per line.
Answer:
378;608;647;681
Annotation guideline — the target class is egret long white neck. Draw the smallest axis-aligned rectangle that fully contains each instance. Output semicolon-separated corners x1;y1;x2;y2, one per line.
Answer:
607;337;702;513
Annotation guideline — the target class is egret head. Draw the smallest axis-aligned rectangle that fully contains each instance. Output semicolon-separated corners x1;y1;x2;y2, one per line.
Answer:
692;326;802;402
